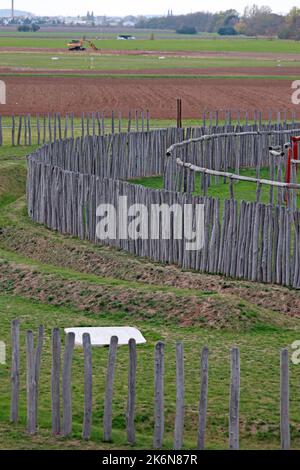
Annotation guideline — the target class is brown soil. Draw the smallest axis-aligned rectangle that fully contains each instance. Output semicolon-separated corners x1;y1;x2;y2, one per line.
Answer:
0;258;258;329
1;226;300;323
1;47;300;60
1;75;298;118
1;66;299;76
0;256;297;331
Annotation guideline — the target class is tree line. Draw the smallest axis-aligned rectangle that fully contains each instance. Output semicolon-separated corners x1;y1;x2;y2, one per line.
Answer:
135;6;300;39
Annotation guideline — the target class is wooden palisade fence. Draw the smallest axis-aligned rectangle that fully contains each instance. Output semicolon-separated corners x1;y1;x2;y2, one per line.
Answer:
0;108;299;146
9;320;293;449
0;110;151;146
27;124;300;288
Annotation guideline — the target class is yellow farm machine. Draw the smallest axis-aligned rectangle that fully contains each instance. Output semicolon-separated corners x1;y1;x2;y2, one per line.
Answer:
67;38;98;51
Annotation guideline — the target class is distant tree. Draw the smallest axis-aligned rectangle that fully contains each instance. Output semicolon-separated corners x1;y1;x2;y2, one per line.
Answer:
242;4;284;36
18;24;40;32
278;27;290;39
210;9;239;32
135;12;215;32
134;8;288;37
279;7;300;38
31;23;40;32
286;6;300;24
17;25;31;32
224;14;239;26
235;20;247;34
176;25;197;35
218;26;238;35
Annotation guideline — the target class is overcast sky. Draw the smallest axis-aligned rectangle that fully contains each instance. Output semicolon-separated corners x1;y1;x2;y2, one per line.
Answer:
2;1;298;16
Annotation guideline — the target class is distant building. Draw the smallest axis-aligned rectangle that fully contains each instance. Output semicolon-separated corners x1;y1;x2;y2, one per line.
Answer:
123;21;135;27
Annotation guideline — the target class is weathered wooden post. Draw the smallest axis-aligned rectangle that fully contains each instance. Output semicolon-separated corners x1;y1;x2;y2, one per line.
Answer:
229;347;240;450
174;342;184;450
135;110;139;132
280;347;290;449
177;98;182;129
43;114;46;143
53;113;57;142
12;115;15;146
86;112;90;136
153;341;165;449
0;114;2;146
35;325;44;418
103;336;118;442
128;111;132;133
27;114;32;145
141;110;145;133
111;111;115;135
62;332;75;437
197;346;209;450
81;112;85;138
58;113;62;140
36;114;41;145
51;327;61;435
64;113;69;140
92;112;96;136
82;333;93;440
26;330;37;434
17;115;22;145
71;112;74;139
10;319;20;423
127;338;137;445
48;113;52;142
118;112;122;134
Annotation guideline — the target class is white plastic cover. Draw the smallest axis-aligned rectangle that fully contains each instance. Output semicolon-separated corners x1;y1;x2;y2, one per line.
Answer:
64;326;146;347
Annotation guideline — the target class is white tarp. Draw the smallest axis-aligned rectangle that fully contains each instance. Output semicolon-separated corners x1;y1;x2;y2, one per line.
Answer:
64;326;146;347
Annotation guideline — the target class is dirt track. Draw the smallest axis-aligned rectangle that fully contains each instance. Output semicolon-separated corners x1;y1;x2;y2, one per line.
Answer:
1;66;299;76
1;75;299;118
2;47;300;60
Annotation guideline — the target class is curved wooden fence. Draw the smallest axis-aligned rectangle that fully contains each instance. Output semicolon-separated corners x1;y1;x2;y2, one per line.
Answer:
27;123;300;288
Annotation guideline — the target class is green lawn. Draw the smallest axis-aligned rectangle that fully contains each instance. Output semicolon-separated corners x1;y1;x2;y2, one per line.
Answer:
131;166;300;208
0;29;218;40
1;293;300;449
0;52;299;72
0;37;300;54
0;144;300;449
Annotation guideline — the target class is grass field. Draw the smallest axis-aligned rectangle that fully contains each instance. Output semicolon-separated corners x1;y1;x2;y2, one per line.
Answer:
1;35;299;82
131;167;300;208
1;144;300;449
0;52;299;72
1;36;300;54
0;28;218;40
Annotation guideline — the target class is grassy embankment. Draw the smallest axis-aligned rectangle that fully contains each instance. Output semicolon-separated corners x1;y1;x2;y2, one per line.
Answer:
0;144;300;449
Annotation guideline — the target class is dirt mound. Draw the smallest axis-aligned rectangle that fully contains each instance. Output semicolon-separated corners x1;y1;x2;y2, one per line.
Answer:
0;258;276;330
1;226;300;322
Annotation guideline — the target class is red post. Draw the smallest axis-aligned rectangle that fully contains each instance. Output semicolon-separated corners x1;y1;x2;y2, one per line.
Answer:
285;136;300;205
286;147;292;184
292;136;299;174
286;137;300;184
